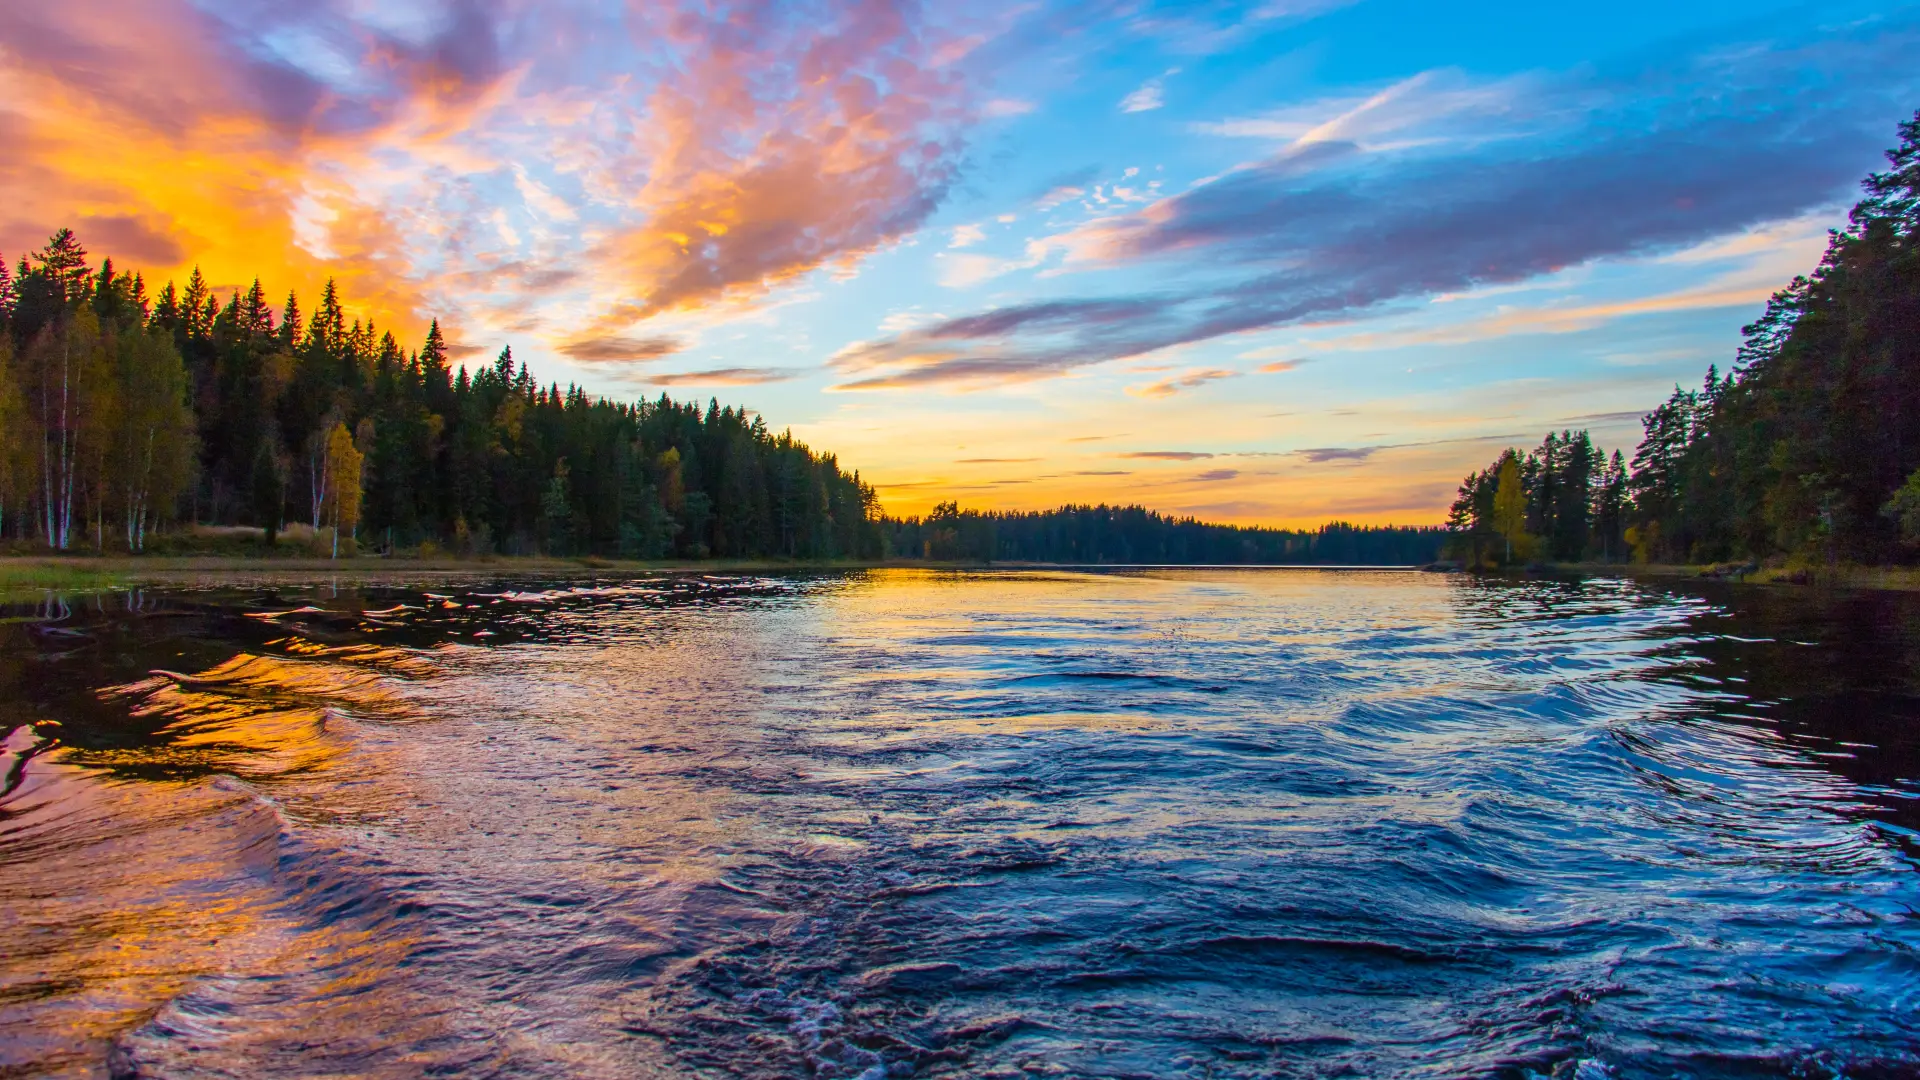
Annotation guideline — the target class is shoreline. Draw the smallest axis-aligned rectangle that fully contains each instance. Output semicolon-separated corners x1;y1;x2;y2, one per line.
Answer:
7;554;1920;595
0;553;920;594
0;556;1436;597
1471;560;1920;592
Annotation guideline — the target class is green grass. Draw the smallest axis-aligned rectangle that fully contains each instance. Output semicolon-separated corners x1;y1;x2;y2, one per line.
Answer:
0;561;125;598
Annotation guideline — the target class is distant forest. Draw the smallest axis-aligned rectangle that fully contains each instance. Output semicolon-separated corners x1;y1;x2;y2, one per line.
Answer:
1451;110;1920;568
886;504;1445;565
0;234;1433;564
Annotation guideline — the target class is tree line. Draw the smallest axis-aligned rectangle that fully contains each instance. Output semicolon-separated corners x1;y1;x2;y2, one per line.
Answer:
1449;110;1920;568
0;230;1443;565
1446;431;1631;566
886;503;1446;564
0;230;884;559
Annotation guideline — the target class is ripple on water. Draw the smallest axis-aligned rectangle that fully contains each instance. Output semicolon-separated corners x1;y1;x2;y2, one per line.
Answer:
0;569;1917;1078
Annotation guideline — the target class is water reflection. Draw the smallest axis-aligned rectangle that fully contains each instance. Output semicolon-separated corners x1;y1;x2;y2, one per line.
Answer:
2;570;1917;1078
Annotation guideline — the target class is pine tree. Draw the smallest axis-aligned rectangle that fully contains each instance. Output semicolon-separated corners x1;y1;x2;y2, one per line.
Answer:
251;435;285;545
279;291;303;350
35;229;91;302
541;458;572;555
180;267;211;343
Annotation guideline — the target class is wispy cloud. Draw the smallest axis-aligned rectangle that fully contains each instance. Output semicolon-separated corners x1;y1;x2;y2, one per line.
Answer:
556;334;684;364
1561;410;1650;424
512;164;576;222
640;366;803;386
1297;447;1379;463
1127;367;1241;398
1120;69;1179;113
983;98;1036;117
1193;69;1520;151
936;241;1053;288
829;298;1179;389
822;21;1920;390
1030;165;1101;210
1122;450;1215;461
1307;274;1796;354
1116;0;1360;54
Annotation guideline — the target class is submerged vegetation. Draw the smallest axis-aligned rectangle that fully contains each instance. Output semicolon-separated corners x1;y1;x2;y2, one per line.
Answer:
1451;111;1920;570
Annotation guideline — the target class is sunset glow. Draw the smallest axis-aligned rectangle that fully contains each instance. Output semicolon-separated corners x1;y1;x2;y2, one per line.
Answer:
6;0;1915;524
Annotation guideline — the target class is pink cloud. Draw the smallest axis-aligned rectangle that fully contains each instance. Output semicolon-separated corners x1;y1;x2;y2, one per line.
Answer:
588;0;973;323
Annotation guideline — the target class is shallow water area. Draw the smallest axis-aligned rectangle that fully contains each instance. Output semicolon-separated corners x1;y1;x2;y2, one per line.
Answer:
2;568;1918;1079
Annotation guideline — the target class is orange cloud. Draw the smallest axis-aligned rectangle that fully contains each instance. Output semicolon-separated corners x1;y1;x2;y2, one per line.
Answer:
1;0;974;356
1126;367;1240;398
555;334;685;365
585;1;971;325
639;367;803;386
0;1;522;341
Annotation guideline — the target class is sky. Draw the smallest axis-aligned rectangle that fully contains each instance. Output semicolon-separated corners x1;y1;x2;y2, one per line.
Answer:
3;0;1917;525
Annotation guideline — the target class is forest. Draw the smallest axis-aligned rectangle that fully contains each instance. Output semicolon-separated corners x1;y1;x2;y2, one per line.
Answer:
1449;110;1920;568
0;233;1436;565
0;233;885;560
885;503;1445;565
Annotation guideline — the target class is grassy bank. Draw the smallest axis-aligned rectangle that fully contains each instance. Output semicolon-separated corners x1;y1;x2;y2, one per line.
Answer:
0;561;128;599
1741;564;1920;591
0;552;952;594
1545;560;1920;592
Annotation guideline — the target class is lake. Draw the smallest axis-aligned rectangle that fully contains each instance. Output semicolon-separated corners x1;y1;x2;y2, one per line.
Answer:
3;568;1917;1079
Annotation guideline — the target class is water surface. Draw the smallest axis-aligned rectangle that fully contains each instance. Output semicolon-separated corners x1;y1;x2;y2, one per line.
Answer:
3;569;1917;1078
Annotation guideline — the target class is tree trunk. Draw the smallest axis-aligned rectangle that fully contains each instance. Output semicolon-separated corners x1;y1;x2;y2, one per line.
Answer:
40;339;54;546
311;442;328;529
57;332;72;550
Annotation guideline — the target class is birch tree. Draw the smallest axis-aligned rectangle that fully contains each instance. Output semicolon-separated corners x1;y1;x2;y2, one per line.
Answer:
322;422;363;558
1492;451;1529;564
0;336;21;539
112;327;194;551
25;307;110;549
307;411;342;529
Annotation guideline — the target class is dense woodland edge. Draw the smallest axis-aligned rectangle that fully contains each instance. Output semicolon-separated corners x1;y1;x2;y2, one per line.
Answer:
0;231;1437;565
1446;111;1920;572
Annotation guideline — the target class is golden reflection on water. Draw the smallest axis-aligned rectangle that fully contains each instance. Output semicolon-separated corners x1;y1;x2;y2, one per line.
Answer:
67;650;432;818
0;570;1581;1077
0;732;430;1077
1;632;467;1076
5;571;1917;1077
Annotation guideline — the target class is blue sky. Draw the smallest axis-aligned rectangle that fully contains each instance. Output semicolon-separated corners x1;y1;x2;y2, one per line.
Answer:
4;0;1916;522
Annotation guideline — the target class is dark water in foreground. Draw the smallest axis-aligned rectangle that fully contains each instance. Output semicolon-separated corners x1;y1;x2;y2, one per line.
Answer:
3;569;1918;1080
